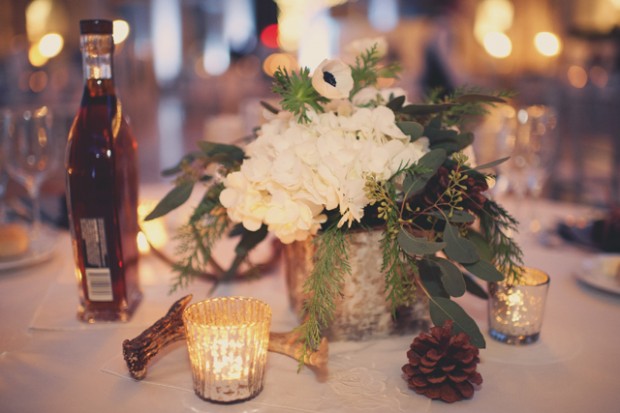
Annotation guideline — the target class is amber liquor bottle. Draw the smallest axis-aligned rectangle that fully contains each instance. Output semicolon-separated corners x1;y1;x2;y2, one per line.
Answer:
65;19;142;322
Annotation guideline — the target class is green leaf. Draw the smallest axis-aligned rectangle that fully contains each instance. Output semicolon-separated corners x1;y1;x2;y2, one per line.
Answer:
396;121;424;140
386;95;406;111
397;228;446;256
260;100;280;114
429;296;486;348
430;210;476;224
464;259;504;282
161;151;201;176
418;148;447;172
402;148;448;198
443;223;479;264
419;259;449;298
473;156;510;171
400;103;454;115
144;181;194;220
463;273;489;299
434;257;466;297
197;141;245;163
467;230;494;262
454;94;506;104
224;225;269;279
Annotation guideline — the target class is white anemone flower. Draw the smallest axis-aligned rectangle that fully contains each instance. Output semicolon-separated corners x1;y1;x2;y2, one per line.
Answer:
312;59;354;99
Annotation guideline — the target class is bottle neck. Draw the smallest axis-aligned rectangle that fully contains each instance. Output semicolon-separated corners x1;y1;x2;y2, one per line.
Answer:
80;33;114;81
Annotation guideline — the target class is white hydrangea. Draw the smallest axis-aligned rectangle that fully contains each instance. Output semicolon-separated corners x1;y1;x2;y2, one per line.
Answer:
219;102;430;243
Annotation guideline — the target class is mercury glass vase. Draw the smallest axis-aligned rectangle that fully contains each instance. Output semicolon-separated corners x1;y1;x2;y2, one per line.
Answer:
183;297;271;403
284;228;430;341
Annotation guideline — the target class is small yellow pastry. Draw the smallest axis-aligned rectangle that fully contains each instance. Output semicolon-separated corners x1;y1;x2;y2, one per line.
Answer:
0;223;30;259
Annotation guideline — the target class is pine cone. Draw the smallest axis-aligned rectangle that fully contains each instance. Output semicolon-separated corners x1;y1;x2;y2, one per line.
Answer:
401;320;482;403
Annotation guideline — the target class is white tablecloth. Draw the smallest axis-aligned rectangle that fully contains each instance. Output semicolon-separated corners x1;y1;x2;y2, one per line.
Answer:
1;197;619;413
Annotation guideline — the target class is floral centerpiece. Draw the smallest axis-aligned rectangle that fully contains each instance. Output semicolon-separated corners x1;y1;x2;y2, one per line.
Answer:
146;40;522;363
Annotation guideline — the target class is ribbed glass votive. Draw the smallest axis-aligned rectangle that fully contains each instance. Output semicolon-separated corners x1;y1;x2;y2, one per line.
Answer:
488;267;550;345
183;297;272;403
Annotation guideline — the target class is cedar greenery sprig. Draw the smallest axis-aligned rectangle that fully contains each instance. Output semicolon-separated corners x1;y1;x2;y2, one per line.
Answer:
349;43;401;96
426;86;515;128
295;225;350;368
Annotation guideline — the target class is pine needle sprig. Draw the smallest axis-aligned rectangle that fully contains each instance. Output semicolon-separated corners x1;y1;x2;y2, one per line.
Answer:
296;225;350;364
350;44;400;96
428;86;515;128
477;199;523;283
272;66;327;123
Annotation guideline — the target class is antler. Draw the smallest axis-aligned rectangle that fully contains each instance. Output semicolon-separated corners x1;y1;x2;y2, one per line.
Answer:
122;295;193;380
122;295;329;380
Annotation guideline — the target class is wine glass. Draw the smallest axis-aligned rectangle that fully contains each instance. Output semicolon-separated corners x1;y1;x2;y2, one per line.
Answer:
1;106;59;237
513;105;559;232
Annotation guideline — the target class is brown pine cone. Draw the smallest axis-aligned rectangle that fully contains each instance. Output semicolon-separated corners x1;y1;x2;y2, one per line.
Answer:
401;320;482;403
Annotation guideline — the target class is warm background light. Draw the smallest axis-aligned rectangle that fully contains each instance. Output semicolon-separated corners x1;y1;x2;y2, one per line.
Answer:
474;0;514;44
38;33;63;58
567;65;588;89
483;32;512;58
112;20;130;45
262;52;297;77
534;32;561;57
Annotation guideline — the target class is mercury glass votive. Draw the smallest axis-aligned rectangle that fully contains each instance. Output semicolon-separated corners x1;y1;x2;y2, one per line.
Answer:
183;297;272;403
488;267;550;345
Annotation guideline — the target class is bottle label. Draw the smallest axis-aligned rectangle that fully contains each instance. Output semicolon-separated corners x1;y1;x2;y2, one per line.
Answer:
80;218;113;302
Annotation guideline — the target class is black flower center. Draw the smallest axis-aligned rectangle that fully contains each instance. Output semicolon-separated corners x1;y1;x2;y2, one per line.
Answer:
323;71;337;87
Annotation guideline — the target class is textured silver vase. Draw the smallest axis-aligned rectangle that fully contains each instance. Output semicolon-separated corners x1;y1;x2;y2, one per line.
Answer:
283;228;430;341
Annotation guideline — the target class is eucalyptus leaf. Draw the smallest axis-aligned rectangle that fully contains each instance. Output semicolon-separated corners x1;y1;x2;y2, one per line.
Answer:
225;225;269;280
464;273;489;299
454;94;506;104
161;151;201;176
467;230;494;262
260;100;280;114
443;223;479;264
396;121;424;140
197;141;245;162
429;296;486;348
144;181;194;220
464;259;504;282
386;95;406;111
419;258;449;298
435;257;466;297
401;103;454;115
403;149;447;198
473;156;510;171
397;228;446;257
430;210;475;224
418;148;447;172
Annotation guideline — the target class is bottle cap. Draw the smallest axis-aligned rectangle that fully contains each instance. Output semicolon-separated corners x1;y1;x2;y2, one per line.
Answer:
80;19;113;35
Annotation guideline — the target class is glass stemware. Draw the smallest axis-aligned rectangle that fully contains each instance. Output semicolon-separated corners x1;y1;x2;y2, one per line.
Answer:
1;106;59;236
515;105;559;232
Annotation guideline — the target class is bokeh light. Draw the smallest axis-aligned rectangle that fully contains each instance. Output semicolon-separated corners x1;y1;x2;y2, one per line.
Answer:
567;65;587;89
38;33;63;58
534;32;561;57
113;20;130;45
483;32;512;59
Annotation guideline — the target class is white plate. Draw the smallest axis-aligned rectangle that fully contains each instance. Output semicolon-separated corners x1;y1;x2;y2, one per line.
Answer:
576;255;620;295
0;226;58;271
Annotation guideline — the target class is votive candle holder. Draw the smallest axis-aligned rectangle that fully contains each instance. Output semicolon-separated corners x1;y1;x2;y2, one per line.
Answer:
488;267;550;345
183;296;271;403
